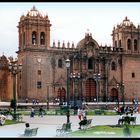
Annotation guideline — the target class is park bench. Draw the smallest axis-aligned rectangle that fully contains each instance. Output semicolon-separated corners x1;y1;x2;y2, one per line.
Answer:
23;127;39;137
130;117;136;125
118;116;136;126
123;116;136;126
56;123;72;136
81;119;92;130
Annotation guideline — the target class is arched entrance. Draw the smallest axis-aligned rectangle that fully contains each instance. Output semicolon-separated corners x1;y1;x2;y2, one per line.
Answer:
110;88;118;102
85;78;96;102
57;87;66;102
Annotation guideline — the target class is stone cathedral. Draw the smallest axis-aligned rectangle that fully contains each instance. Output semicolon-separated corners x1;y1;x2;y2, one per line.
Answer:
1;6;140;103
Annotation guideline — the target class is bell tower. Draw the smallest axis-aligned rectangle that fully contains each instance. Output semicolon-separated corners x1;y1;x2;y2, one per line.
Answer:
18;6;51;51
112;16;140;52
17;6;52;100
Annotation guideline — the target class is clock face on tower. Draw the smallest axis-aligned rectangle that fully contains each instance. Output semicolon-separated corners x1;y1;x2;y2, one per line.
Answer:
37;57;42;63
34;56;45;64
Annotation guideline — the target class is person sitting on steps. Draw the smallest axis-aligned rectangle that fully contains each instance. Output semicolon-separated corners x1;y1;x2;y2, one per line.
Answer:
78;116;87;129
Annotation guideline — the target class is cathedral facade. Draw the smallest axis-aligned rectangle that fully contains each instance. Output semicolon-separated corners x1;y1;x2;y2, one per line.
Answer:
1;6;140;103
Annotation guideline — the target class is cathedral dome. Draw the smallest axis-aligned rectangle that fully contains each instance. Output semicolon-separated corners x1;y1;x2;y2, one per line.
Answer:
20;6;49;21
27;6;42;17
76;32;99;50
119;16;136;28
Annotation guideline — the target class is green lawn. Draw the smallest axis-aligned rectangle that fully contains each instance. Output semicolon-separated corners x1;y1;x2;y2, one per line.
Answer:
5;119;24;125
68;125;140;138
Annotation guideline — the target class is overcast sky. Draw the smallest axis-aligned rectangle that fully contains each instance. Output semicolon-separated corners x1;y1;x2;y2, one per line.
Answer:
0;2;140;58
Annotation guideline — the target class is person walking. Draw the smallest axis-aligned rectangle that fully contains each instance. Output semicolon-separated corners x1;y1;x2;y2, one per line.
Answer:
82;108;86;118
39;106;44;117
77;108;83;121
30;107;35;118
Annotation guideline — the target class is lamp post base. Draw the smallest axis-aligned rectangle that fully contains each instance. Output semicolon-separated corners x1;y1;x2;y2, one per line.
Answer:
47;101;49;110
66;109;71;130
13;114;17;121
65;122;71;131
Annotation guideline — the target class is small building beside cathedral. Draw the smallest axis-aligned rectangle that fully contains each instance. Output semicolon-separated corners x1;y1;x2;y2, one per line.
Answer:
1;6;140;103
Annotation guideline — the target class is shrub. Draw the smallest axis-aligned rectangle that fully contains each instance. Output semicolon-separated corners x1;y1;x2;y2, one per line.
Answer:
94;109;105;115
86;110;94;115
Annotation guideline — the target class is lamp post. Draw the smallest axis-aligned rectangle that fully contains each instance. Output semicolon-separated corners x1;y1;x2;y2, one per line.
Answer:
65;58;71;130
70;72;81;107
47;85;49;110
8;62;22;120
116;84;120;112
93;73;101;103
122;83;125;108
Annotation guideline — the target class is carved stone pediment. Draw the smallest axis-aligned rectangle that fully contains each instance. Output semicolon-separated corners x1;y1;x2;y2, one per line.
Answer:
109;76;118;86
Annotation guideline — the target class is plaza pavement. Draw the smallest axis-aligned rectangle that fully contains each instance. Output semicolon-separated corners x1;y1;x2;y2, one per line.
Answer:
0;113;140;138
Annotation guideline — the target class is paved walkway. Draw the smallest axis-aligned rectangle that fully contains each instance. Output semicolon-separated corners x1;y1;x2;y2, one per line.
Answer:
0;113;140;137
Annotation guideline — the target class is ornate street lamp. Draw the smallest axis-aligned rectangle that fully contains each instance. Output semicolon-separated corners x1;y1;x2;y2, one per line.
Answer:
8;62;22;120
46;85;49;110
122;82;125;107
65;58;71;130
70;72;81;107
93;73;101;103
116;83;120;112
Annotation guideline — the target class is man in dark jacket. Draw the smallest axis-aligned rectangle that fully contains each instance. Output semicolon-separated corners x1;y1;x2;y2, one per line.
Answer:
78;116;87;129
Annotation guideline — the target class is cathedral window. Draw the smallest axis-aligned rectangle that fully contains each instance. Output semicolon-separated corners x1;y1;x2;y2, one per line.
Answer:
134;39;138;51
58;59;63;68
127;39;131;50
40;32;45;45
115;41;117;47
37;81;42;89
38;70;41;75
132;72;135;78
111;61;116;70
119;40;121;47
32;31;37;45
88;57;93;69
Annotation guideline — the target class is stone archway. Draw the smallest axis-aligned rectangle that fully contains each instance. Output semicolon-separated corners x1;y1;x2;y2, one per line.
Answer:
110;88;118;102
57;87;66;102
85;78;96;102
